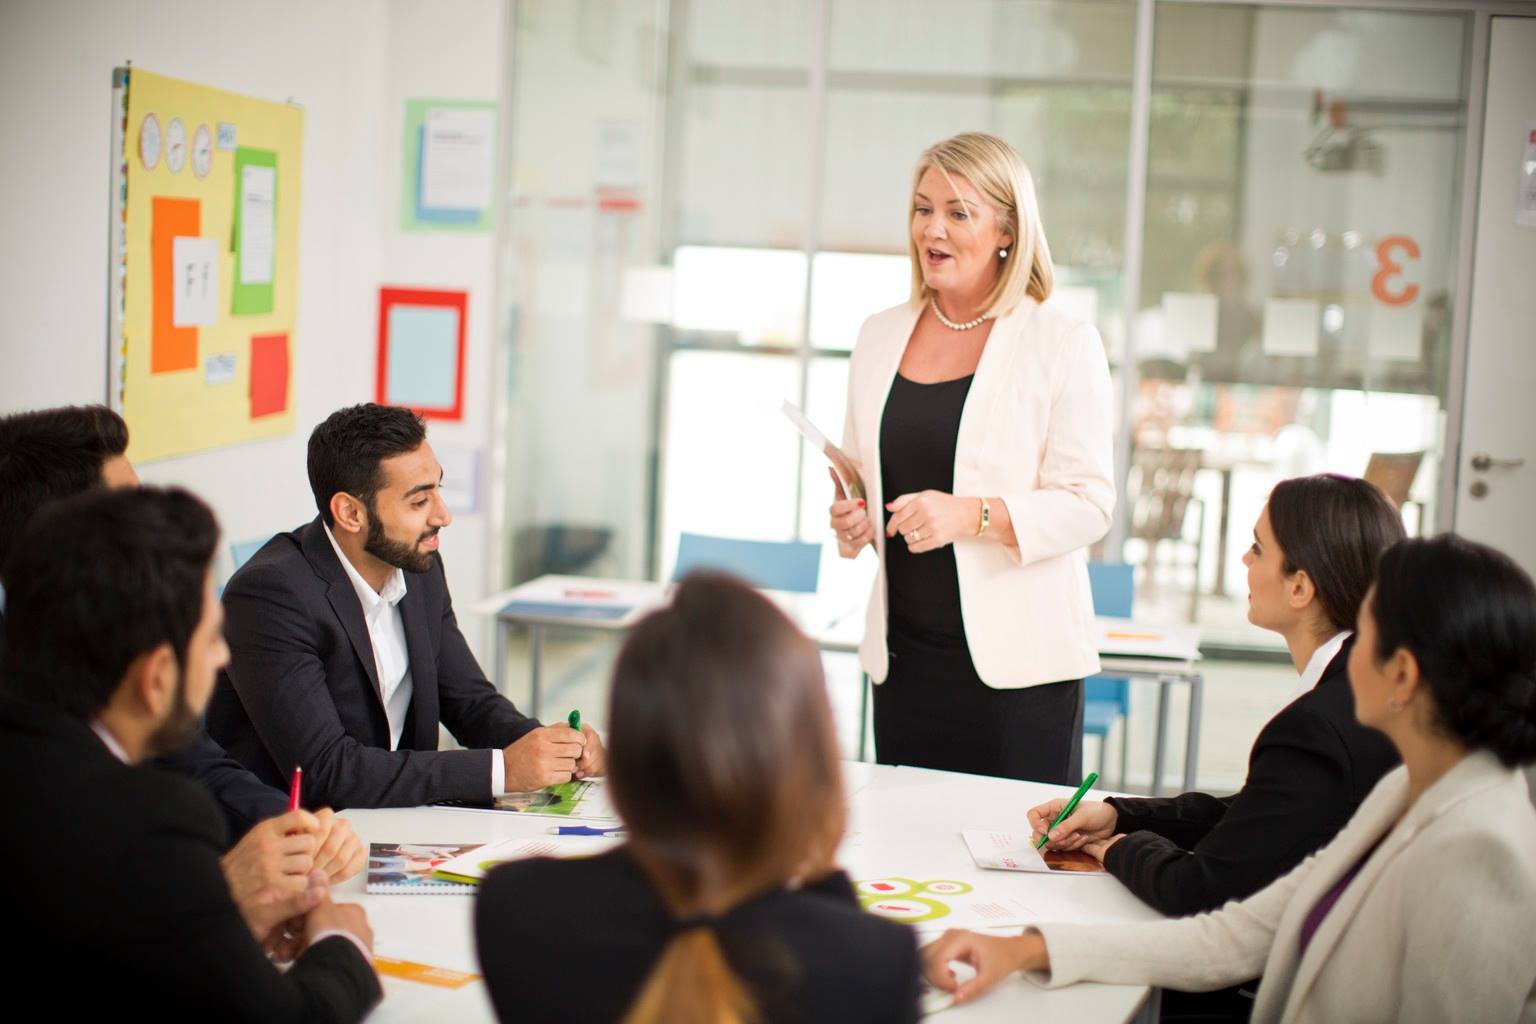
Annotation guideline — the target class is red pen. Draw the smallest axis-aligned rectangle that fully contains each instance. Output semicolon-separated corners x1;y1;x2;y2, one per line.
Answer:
288;765;303;811
564;588;618;600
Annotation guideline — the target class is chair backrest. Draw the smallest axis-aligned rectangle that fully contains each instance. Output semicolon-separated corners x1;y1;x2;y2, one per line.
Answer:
230;535;273;573
1087;561;1135;619
672;533;821;593
1086;561;1134;710
1084;675;1127;705
1363;451;1424;507
1127;446;1202;541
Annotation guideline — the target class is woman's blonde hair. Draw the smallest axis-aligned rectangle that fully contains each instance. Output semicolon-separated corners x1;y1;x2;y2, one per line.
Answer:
908;132;1054;316
611;572;847;1024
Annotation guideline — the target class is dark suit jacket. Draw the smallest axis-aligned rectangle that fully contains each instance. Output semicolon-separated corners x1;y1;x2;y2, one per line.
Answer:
476;848;922;1024
1103;638;1400;916
208;518;538;808
153;726;291;838
2;604;286;840
0;695;380;1022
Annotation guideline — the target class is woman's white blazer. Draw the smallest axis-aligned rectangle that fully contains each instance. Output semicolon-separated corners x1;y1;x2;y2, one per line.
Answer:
841;297;1116;689
1033;750;1536;1023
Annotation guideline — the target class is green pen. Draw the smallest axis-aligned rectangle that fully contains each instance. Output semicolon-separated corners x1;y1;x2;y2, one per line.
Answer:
1036;771;1099;850
568;709;581;733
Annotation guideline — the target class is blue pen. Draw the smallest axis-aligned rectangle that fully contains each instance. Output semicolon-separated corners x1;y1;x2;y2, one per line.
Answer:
547;825;625;837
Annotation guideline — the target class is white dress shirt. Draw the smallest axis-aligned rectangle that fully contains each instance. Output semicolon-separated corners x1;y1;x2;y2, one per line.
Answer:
1296;630;1351;696
90;720;130;763
323;524;413;750
323;525;507;793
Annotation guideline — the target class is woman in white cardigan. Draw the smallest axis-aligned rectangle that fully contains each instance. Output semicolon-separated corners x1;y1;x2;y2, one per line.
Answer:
826;132;1114;784
923;534;1536;1023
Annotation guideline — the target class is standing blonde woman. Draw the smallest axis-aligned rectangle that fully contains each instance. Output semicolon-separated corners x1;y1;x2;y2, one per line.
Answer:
828;132;1115;783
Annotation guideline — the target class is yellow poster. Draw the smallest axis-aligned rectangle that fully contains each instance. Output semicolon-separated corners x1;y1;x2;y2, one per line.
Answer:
116;68;302;462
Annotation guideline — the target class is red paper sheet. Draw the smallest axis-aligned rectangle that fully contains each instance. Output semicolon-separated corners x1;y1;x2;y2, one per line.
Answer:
249;332;289;418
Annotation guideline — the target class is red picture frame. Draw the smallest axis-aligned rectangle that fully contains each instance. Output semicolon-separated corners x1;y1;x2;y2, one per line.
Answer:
376;286;467;420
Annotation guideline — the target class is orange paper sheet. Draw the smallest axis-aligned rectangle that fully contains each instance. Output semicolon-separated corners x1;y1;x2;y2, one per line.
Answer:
373;957;480;989
151;197;200;373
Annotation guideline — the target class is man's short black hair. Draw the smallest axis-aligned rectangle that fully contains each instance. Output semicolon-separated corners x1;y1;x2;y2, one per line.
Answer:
0;487;219;721
307;404;427;526
0;405;129;569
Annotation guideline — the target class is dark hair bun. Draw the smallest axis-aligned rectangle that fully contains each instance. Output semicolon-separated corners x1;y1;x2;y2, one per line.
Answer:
1373;536;1536;767
1448;671;1536;766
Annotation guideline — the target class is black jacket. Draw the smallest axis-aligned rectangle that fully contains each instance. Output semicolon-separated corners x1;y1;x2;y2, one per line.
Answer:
1;605;286;841
0;695;379;1021
208;517;539;809
476;847;922;1024
1103;637;1400;916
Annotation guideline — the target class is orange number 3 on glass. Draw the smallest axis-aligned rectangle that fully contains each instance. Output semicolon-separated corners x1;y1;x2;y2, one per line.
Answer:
1372;234;1420;307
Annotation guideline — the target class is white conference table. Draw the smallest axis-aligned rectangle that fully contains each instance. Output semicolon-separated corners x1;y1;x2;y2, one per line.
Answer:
346;762;1165;1023
473;576;1205;794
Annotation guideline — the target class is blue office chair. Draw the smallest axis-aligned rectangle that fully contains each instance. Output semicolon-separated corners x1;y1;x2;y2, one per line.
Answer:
672;532;821;593
230;536;272;572
217;535;273;598
1086;561;1135;788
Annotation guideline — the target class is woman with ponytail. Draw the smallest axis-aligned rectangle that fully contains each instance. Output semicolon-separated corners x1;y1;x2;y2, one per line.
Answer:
475;572;921;1023
923;535;1536;1022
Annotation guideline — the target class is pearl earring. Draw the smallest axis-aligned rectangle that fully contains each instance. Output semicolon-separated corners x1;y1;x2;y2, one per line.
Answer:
1387;698;1404;712
999;248;1008;259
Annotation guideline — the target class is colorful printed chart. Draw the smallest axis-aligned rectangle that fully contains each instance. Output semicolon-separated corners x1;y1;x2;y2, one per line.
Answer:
854;877;1035;930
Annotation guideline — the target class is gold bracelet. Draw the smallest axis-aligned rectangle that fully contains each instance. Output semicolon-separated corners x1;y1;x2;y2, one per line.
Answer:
977;497;991;536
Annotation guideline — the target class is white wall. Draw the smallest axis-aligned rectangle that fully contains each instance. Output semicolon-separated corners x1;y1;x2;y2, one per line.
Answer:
0;0;507;659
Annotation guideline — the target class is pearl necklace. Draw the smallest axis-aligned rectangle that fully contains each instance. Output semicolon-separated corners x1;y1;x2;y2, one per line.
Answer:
930;297;990;331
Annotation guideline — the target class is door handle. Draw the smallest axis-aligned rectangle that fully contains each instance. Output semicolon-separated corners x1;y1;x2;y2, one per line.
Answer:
1469;452;1526;472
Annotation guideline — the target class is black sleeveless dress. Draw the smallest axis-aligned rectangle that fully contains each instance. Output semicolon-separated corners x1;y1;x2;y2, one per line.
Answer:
874;372;1083;784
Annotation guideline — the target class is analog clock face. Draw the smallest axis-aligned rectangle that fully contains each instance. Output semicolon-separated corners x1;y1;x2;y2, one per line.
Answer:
139;113;162;170
165;117;186;173
191;123;212;179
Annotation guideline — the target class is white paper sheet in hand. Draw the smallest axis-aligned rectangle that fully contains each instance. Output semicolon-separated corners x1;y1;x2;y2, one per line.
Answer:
780;400;866;500
962;829;1109;876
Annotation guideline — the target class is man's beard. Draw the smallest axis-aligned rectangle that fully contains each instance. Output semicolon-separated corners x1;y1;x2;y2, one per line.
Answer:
364;508;437;574
146;679;200;759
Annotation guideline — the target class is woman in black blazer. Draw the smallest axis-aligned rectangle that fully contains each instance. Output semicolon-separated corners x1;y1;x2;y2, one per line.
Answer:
475;573;921;1024
1029;475;1405;911
1028;475;1405;1015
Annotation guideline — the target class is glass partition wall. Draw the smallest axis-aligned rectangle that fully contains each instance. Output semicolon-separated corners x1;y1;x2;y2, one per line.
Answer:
499;0;1474;684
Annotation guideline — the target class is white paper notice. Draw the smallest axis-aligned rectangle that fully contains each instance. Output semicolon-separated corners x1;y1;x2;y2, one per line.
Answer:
1368;305;1423;362
620;265;676;324
1261;297;1320;357
1048;284;1100;328
171;236;220;327
205;352;237;385
1519;122;1536;228
433;443;482;516
1162;292;1219;354
239;164;275;286
421;107;496;212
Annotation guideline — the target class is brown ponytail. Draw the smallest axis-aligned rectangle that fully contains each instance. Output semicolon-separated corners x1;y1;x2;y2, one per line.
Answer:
623;928;758;1024
607;572;846;1024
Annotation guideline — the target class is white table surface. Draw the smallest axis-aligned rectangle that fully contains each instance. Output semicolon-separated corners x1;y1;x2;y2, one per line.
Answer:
343;762;1162;1023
